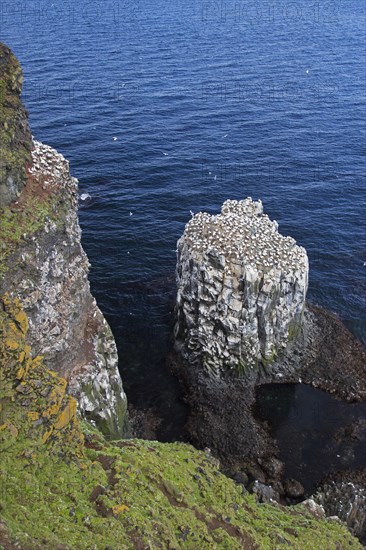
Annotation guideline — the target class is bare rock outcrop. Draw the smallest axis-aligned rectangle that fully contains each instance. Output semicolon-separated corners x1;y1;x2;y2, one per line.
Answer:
314;472;366;545
172;199;365;474
175;198;308;374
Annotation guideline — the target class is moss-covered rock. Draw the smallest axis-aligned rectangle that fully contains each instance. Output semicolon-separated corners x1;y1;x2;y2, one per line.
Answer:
0;294;84;459
0;43;32;207
0;297;361;549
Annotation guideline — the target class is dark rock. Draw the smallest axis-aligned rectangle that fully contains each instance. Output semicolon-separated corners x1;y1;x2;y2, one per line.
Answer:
252;481;280;503
247;465;266;484
314;471;366;545
260;457;284;479
232;471;248;487
284;478;305;499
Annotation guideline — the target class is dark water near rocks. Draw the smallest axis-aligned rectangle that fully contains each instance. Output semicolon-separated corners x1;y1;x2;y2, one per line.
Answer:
255;384;366;494
2;1;365;449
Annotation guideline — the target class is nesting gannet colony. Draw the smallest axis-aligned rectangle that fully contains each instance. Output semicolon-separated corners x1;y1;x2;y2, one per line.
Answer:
175;198;309;374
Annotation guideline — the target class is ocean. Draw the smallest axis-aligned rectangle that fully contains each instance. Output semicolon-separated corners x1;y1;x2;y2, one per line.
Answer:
1;0;365;440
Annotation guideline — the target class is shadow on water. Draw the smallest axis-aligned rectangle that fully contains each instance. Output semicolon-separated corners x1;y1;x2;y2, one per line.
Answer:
102;272;189;443
254;384;366;495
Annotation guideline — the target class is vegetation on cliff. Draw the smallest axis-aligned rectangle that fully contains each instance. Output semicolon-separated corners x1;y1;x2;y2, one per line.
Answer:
0;43;32;208
0;296;361;549
0;145;72;279
0;41;362;550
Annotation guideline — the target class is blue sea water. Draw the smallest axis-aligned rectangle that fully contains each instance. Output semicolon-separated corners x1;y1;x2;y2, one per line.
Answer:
1;0;365;438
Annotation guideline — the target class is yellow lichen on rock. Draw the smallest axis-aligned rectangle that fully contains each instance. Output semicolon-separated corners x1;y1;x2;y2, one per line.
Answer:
112;504;130;515
41;427;54;444
14;310;28;333
0;294;84;458
54;397;77;430
15;366;25;379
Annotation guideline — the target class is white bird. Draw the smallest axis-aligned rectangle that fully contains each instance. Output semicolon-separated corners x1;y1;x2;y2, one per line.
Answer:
190;210;194;217
113;137;118;141
80;193;91;201
163;152;169;156
129;212;133;216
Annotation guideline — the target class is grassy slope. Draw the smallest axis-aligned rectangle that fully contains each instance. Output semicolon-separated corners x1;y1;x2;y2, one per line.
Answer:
0;296;361;550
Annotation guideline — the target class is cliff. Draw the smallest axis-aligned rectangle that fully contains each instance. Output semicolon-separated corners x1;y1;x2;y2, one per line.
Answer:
175;198;308;374
0;296;361;549
0;44;32;207
0;47;127;438
0;42;364;549
172;199;366;484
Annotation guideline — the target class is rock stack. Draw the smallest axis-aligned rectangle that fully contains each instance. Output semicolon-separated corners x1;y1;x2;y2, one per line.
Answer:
175;198;309;374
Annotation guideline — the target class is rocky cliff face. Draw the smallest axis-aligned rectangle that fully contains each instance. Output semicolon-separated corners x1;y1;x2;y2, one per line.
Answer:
0;45;127;438
0;43;32;207
175;198;308;374
315;473;366;545
172;198;366;481
1;297;360;550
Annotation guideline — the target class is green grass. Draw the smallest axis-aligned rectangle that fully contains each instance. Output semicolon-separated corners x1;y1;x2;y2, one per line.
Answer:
0;296;361;549
0;186;70;279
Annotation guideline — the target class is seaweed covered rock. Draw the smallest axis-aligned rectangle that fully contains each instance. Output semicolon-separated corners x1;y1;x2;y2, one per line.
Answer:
0;299;362;549
175;198;308;375
0;42;32;207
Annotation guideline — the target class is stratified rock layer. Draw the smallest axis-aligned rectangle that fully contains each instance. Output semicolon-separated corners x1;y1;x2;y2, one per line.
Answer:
0;140;127;438
175;198;309;373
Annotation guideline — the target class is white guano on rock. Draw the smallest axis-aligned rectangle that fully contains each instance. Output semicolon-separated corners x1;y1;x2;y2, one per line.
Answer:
2;140;127;437
175;198;309;374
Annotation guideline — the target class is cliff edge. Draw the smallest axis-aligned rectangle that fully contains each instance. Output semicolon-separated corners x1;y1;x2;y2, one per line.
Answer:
0;296;361;549
0;44;127;438
0;43;32;206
